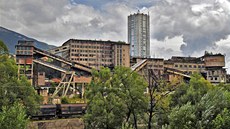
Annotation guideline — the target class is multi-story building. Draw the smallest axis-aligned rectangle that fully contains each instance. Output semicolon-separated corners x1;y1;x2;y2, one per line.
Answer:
15;40;93;103
131;52;227;84
15;40;34;84
167;56;206;75
49;39;130;69
128;11;150;58
131;57;164;78
203;53;226;83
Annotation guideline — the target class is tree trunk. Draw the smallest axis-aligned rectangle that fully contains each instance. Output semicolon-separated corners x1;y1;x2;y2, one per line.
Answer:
148;97;153;129
133;111;138;129
126;108;131;122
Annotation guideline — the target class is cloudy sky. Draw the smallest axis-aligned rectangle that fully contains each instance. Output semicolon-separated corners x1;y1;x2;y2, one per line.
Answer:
1;0;230;72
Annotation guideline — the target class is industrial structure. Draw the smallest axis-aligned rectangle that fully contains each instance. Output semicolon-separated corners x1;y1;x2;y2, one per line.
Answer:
15;39;228;104
49;39;130;69
131;52;227;84
128;11;150;58
16;40;92;103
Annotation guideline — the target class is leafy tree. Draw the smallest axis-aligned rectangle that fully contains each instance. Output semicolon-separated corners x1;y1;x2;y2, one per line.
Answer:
197;89;230;128
146;69;179;129
168;102;196;129
170;73;213;107
112;66;148;128
84;67;125;129
0;42;42;115
164;74;230;129
0;101;28;129
212;108;230;129
84;67;148;129
0;40;8;54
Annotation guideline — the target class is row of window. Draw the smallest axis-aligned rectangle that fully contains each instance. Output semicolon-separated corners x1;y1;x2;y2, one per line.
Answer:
71;45;111;49
71;54;94;57
71;53;113;58
209;77;218;81
89;63;112;67
148;65;164;68
208;70;223;75
16;51;33;55
174;64;204;68
71;49;112;54
16;46;33;50
71;58;112;62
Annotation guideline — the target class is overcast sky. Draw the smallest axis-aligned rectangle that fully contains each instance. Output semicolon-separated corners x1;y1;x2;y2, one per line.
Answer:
1;0;230;72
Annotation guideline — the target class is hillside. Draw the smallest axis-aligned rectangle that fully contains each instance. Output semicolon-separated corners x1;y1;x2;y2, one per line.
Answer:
0;26;55;53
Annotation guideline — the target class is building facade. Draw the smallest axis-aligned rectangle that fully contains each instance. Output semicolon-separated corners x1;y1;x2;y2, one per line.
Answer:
49;39;130;69
15;40;34;84
203;53;226;83
128;11;150;58
131;52;227;84
167;56;206;75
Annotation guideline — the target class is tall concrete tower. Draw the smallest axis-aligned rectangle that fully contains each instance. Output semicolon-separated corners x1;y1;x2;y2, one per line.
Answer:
128;11;150;58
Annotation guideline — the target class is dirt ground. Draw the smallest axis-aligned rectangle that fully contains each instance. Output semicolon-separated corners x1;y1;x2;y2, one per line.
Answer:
28;118;84;129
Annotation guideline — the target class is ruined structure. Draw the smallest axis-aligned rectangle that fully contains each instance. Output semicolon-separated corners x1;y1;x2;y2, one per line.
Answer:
131;52;227;84
16;41;92;103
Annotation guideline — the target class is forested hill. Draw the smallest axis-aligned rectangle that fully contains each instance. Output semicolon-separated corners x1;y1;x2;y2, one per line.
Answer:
0;26;55;54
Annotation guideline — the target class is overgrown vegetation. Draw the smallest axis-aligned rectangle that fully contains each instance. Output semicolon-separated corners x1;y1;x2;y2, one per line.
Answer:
0;41;42;128
84;67;148;129
85;68;230;129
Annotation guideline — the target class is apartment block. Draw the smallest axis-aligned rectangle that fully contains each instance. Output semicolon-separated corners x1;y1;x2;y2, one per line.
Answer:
128;11;150;58
49;39;130;69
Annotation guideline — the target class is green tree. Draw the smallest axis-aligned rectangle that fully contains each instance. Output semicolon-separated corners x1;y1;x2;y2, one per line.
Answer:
170;74;213;107
112;66;148;128
168;102;196;129
0;42;41;115
84;67;125;129
84;67;148;129
164;74;230;129
212;108;230;129
146;69;178;129
0;101;28;129
197;89;229;128
0;40;8;54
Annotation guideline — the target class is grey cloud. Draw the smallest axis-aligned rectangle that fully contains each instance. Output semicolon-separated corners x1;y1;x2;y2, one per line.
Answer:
1;0;230;71
150;46;182;59
0;0;134;45
149;0;230;55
